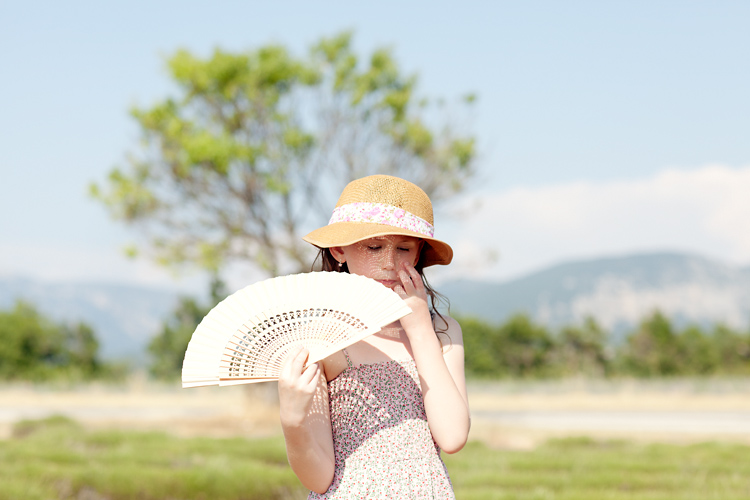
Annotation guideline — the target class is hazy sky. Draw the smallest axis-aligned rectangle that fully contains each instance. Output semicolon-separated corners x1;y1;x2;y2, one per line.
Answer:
2;1;749;292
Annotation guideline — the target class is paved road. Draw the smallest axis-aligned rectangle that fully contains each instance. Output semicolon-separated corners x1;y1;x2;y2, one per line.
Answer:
473;410;750;436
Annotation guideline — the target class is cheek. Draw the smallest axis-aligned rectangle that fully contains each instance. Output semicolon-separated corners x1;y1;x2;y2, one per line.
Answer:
344;247;373;274
397;251;419;266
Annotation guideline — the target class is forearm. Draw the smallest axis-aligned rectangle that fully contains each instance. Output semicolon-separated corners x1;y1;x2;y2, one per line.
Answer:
277;352;335;494
410;327;470;453
281;422;335;493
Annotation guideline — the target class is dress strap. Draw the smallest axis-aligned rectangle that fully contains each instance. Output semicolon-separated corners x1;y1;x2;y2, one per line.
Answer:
341;348;354;368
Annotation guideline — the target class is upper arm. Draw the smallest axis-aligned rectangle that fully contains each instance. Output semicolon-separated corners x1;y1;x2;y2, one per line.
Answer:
439;315;469;407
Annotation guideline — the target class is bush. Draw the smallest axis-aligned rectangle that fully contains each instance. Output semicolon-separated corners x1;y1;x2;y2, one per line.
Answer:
460;310;750;379
460;313;558;379
0;301;118;382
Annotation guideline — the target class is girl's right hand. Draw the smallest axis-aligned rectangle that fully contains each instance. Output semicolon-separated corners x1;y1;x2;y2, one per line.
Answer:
277;346;321;427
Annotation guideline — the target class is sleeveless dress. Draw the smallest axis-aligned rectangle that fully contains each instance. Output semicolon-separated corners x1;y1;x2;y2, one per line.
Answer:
308;351;455;499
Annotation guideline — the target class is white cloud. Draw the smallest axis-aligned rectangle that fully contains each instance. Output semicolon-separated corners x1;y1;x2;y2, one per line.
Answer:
0;240;277;294
436;164;750;283
0;242;205;292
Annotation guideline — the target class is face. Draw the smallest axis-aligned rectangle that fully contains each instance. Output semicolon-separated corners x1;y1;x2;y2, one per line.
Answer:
331;235;423;290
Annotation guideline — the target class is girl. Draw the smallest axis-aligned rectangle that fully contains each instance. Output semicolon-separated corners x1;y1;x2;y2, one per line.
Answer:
278;175;470;499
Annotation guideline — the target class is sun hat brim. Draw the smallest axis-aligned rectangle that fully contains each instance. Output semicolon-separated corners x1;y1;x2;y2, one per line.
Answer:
303;222;453;267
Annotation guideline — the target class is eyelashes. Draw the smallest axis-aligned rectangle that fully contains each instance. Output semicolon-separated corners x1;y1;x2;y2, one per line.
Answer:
367;246;413;252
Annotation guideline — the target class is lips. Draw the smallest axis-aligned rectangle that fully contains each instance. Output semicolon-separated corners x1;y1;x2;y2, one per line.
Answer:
376;279;399;288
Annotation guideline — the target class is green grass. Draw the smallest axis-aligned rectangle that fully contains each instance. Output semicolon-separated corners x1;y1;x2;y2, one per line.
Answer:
2;417;749;499
0;416;302;500
444;437;750;500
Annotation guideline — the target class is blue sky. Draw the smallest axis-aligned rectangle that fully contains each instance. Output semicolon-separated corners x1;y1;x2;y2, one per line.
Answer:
2;1;749;291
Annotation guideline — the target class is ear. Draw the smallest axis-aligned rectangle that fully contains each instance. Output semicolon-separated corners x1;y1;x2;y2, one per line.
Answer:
329;246;346;263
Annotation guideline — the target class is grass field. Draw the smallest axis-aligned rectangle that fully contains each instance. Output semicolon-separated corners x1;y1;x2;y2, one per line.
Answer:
2;415;749;500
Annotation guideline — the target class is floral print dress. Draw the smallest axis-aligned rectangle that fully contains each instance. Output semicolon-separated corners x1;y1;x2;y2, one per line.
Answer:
308;351;455;499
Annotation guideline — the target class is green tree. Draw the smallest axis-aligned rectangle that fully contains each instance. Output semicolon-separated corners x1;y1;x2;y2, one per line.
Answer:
91;32;477;278
552;317;610;377
618;311;682;377
148;277;227;379
493;313;555;378
458;316;498;378
0;301;106;381
460;313;557;379
675;325;719;375
62;321;101;376
711;323;750;375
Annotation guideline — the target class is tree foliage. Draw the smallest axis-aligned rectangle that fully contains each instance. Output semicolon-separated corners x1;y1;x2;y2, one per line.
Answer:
91;32;477;277
147;278;227;380
551;317;610;377
462;313;559;379
618;311;682;376
460;310;750;379
0;301;110;381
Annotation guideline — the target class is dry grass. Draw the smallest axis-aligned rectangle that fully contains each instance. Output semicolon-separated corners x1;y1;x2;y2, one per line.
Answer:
3;376;750;447
0;375;282;440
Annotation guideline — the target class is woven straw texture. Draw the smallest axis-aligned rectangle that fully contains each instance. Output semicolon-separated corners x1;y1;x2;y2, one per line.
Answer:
335;175;434;224
303;175;453;266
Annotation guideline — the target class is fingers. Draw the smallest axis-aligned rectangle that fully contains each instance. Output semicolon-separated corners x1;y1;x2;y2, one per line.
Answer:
398;261;425;296
299;361;321;389
279;345;320;391
291;345;309;373
280;345;306;378
393;283;407;300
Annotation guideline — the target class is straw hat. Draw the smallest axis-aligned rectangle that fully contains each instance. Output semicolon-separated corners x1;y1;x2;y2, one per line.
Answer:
303;175;453;267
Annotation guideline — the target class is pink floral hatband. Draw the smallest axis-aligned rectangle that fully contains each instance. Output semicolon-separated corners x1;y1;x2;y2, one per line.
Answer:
328;202;434;238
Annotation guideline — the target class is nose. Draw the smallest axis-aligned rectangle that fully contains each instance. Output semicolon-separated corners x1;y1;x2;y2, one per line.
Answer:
382;247;397;270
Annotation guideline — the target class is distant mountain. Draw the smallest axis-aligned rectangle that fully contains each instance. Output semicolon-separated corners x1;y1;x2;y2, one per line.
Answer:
441;252;750;339
0;277;181;362
2;252;748;360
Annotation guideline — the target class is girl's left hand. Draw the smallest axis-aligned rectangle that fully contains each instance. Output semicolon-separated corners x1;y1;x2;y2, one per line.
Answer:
394;261;432;337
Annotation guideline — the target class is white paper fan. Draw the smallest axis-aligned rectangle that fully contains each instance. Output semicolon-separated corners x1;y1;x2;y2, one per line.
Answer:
181;272;411;388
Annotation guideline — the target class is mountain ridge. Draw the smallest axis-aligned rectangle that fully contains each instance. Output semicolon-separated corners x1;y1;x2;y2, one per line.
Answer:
441;252;750;336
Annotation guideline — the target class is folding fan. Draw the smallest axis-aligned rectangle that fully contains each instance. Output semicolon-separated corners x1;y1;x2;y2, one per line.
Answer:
181;272;412;388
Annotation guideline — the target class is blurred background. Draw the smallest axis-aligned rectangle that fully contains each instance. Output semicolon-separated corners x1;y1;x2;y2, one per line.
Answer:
1;1;750;498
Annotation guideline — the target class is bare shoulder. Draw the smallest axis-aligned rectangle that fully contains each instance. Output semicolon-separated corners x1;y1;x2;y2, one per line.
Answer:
436;314;464;350
444;315;463;333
